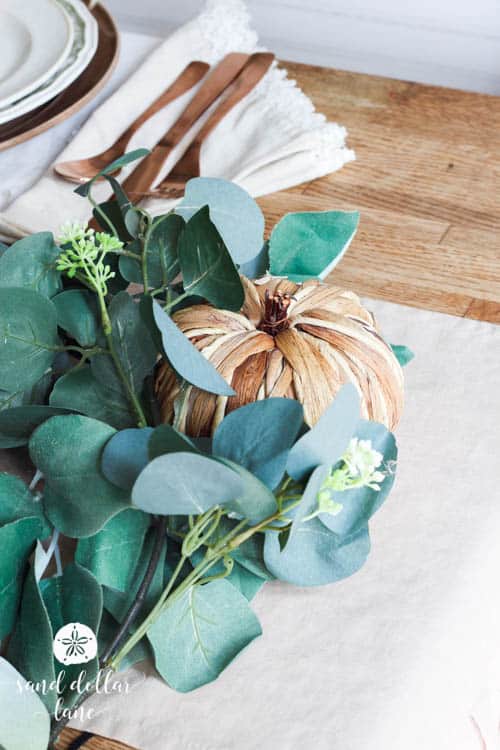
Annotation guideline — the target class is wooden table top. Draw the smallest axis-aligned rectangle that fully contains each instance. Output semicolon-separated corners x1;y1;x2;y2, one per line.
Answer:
56;60;499;750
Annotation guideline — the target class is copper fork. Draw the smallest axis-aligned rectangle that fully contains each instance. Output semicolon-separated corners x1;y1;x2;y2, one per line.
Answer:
149;52;275;199
120;52;252;200
54;61;210;184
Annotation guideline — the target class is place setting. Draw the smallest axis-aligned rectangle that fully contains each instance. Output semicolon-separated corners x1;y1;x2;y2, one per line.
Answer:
0;2;499;750
0;0;118;150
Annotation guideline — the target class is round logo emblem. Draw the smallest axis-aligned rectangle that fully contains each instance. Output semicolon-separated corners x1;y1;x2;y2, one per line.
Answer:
53;623;98;665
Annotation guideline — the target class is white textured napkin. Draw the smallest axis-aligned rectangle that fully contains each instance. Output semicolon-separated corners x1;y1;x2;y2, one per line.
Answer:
68;300;500;750
0;0;354;240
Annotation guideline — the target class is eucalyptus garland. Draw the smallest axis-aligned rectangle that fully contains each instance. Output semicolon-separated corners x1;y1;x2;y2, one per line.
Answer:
0;151;412;750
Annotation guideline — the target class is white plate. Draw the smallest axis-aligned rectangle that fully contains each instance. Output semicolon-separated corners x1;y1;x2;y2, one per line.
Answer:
0;0;99;125
0;0;74;108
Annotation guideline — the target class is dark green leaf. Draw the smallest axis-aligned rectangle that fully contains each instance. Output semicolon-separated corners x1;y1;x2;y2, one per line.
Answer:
269;210;359;280
150;299;234;396
148;424;197;460
0;232;61;298
50;366;136;430
149;213;183;285
176;178;265;264
91;291;157;397
132;452;243;515
8;564;56;713
0;372;52;413
30;415;129;538
213;399;304;489
0;288;58;391
76;508;150;591
103;526;166;624
101;427;154;490
0;474;48;526
75;149;150;196
0;516;48;639
178;206;244;311
0;405;75;449
148;579;262;692
391;344;415;367
52;290;99;347
42;563;103;704
287;383;360;480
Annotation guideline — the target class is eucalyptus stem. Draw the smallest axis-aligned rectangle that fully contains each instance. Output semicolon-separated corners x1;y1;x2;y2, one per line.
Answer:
87;194;119;239
100;518;167;664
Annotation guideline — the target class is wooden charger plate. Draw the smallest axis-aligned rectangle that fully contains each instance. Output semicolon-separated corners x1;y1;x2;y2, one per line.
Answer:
0;1;119;151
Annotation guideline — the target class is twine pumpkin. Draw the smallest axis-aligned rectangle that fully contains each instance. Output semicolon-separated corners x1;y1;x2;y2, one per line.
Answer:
156;276;404;435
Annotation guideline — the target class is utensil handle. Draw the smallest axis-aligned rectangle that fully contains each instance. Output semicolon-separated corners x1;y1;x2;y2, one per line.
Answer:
113;61;209;153
122;52;250;197
164;53;275;181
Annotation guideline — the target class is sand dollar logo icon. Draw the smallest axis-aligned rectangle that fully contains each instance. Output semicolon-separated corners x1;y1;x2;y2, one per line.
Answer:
53;623;98;665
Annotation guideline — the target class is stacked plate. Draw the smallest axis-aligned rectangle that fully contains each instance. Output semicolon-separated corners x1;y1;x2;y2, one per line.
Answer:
0;0;99;126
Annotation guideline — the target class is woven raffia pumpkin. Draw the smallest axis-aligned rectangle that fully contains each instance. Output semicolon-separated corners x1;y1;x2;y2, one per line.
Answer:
156;276;404;435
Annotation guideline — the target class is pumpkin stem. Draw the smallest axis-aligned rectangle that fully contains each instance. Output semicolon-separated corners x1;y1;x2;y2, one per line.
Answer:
259;290;292;335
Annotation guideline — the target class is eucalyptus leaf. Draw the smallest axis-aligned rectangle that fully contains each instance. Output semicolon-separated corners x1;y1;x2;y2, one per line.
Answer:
264;466;371;585
50;367;136;430
150;299;234;396
0;516;48;639
176;178;264;264
0;288;59;392
213;399;304;489
76;508;150;591
8;565;57;713
148;424;197;460
132;452;243;515
75;149;150;197
238;241;269;279
145;213;184;288
53;290;99;347
0;406;75;449
391;344;415;367
101;428;154;490
91;291;157;398
148;579;262;692
30;415;129;538
190;549;265;602
178;206;244;311
0;474;47;526
104;526;166;623
0;658;51;750
217;459;277;523
287;383;360;480
0;232;61;298
318;420;397;538
269;210;359;280
41;563;103;703
0;372;52;413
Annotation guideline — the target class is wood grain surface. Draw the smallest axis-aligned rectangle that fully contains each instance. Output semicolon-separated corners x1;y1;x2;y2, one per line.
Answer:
55;61;500;750
258;63;500;324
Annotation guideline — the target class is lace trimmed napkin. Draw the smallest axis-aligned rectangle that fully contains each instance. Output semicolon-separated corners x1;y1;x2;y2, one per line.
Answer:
0;0;354;240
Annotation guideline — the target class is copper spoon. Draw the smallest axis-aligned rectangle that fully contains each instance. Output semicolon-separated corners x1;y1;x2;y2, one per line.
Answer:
151;52;275;199
53;61;210;184
120;52;251;200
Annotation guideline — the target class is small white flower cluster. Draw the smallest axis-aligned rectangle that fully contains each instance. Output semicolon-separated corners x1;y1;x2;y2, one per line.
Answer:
58;220;94;246
305;438;386;521
56;221;123;294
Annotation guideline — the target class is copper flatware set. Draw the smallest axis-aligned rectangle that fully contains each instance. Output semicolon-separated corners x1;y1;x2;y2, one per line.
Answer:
54;51;275;200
